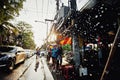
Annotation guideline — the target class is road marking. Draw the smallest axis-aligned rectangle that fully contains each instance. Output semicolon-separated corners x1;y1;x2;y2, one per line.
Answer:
17;56;35;80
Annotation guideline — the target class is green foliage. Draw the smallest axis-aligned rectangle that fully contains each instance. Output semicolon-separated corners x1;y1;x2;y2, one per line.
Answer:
62;44;72;51
0;21;20;45
0;0;26;45
16;21;36;49
0;0;26;24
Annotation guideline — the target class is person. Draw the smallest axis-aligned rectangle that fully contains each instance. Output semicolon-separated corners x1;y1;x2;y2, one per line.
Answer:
34;47;40;72
47;45;52;62
34;59;39;72
35;47;40;59
51;45;58;71
56;45;63;70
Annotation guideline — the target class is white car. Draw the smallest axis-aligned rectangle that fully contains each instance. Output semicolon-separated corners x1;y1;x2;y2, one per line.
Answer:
24;49;35;58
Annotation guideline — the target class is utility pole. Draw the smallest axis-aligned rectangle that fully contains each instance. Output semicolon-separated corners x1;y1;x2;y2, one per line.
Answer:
68;0;77;10
45;19;54;47
56;0;59;12
70;0;80;71
100;17;120;80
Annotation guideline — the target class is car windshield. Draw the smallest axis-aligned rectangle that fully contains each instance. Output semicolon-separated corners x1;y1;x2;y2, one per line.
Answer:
0;46;14;52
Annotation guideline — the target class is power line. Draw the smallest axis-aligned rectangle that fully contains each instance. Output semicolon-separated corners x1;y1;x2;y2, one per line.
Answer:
21;9;55;14
46;0;49;18
35;0;39;20
42;0;44;18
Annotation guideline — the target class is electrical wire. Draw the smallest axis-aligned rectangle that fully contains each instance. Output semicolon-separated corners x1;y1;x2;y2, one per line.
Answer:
46;0;49;18
35;0;39;20
42;0;44;18
21;9;55;14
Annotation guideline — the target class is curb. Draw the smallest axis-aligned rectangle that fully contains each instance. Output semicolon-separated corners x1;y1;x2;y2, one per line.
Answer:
41;57;54;80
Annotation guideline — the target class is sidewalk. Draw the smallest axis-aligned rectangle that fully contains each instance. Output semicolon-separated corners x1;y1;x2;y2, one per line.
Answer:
47;57;69;80
48;57;69;66
41;57;54;80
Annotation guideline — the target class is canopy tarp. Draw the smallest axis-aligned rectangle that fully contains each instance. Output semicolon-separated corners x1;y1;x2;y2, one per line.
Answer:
60;37;72;45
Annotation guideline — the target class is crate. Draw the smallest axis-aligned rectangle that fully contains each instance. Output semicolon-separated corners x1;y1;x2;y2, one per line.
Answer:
62;65;75;80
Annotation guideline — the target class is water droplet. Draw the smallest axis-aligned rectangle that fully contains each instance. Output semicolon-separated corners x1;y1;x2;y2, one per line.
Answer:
101;4;104;6
96;22;100;26
3;5;6;9
101;10;104;13
95;15;98;18
105;8;108;10
113;22;117;26
100;26;104;28
99;15;102;17
106;24;109;26
100;7;104;9
94;28;97;31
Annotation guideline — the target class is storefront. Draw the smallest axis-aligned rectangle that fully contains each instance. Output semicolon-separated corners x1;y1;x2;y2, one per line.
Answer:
53;0;120;79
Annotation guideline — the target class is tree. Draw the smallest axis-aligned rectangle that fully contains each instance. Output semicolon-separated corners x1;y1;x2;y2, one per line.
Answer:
0;0;25;45
0;0;26;24
0;21;19;45
16;21;36;49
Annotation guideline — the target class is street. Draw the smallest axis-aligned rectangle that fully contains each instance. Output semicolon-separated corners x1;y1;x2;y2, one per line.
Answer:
0;0;120;80
0;55;53;80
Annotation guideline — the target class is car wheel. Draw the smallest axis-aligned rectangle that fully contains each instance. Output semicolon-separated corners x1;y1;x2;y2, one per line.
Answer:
9;60;15;71
22;57;26;63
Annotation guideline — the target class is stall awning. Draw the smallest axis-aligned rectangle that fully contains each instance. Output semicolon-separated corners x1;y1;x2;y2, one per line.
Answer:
60;37;72;45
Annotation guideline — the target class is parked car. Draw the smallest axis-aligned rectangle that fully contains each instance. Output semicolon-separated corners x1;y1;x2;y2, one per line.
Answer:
0;45;26;71
24;49;34;58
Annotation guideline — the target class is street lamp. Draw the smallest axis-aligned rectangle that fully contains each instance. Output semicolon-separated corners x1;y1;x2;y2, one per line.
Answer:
35;19;54;37
35;19;54;47
35;20;48;39
45;19;54;22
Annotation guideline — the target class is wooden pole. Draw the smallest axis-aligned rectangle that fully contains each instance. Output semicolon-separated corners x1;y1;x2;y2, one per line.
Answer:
100;18;120;80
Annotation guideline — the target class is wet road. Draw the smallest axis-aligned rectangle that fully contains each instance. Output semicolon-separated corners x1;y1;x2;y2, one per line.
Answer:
0;55;45;80
19;56;45;80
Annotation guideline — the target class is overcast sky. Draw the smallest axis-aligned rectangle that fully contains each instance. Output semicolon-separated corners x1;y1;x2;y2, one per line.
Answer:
15;0;57;47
